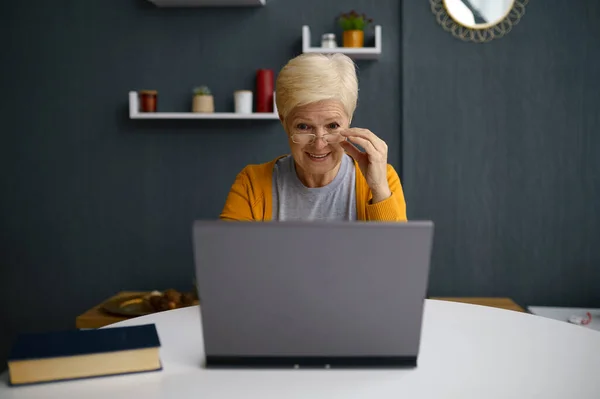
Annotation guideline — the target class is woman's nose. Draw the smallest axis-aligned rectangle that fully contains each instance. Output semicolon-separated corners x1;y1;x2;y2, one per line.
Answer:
313;136;328;150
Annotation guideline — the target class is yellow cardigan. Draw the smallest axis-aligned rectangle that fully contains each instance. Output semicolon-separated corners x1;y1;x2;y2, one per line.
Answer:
220;155;407;221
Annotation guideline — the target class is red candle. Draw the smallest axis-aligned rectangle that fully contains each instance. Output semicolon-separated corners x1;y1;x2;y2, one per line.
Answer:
255;69;274;113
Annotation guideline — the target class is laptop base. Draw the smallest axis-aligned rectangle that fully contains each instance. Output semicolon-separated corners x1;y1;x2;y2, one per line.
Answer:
205;355;417;368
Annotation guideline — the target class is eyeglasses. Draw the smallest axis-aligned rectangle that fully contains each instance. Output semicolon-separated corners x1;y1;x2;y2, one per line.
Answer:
291;132;345;145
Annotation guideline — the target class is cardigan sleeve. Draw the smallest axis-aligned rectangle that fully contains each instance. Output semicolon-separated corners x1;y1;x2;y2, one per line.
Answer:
364;164;407;222
219;169;257;221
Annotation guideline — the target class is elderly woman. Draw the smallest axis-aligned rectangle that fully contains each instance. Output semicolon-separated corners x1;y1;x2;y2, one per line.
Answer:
220;53;406;222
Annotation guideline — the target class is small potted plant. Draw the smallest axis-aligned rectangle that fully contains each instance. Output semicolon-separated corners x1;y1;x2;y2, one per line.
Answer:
337;10;373;48
192;86;214;113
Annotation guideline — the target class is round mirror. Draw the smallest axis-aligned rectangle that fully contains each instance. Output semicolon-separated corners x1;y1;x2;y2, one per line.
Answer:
443;0;515;29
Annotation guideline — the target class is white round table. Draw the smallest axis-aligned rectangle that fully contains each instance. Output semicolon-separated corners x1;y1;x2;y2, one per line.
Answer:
2;299;600;398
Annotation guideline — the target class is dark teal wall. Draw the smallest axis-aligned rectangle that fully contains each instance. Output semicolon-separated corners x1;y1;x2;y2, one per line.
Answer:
403;1;600;307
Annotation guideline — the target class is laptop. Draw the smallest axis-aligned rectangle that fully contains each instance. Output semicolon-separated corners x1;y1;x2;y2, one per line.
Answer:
192;220;434;368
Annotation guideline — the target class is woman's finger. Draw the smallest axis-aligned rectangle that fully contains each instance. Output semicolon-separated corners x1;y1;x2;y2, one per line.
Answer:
346;136;381;159
342;128;386;153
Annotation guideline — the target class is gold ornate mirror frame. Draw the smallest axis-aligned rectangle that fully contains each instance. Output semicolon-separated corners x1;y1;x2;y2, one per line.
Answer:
430;0;529;43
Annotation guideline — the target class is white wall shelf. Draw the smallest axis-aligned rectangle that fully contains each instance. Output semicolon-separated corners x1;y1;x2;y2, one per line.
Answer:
302;25;382;60
146;0;265;7
129;92;279;120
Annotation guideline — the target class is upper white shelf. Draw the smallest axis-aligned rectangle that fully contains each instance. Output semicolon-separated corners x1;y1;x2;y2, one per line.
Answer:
302;25;382;60
131;112;278;120
128;92;279;120
146;0;265;6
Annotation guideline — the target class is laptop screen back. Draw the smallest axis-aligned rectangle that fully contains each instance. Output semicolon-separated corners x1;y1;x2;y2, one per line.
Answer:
192;221;434;366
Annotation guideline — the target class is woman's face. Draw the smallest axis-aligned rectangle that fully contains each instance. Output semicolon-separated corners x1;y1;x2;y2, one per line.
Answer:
283;100;350;178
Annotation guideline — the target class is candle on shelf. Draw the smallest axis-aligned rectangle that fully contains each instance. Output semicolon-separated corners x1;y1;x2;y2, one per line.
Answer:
234;90;253;114
255;69;274;113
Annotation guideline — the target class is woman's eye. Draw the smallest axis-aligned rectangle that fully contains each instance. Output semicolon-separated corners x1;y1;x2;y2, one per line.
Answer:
297;123;309;130
328;123;340;129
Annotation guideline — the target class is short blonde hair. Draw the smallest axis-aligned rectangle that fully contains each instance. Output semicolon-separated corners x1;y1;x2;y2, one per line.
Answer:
275;53;358;122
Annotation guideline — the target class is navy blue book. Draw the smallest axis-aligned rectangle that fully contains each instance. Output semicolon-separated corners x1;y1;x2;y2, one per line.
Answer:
8;324;162;386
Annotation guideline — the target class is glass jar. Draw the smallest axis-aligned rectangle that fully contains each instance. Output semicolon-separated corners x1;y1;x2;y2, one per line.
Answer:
139;90;157;112
321;33;337;48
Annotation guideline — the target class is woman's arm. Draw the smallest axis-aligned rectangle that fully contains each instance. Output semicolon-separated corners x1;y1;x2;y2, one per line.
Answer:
219;170;256;221
364;164;407;222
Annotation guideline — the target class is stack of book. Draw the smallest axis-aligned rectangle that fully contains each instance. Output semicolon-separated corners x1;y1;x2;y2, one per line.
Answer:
7;324;162;386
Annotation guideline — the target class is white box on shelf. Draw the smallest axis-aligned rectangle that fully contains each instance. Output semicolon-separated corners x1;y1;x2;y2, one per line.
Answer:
128;91;279;120
302;25;382;60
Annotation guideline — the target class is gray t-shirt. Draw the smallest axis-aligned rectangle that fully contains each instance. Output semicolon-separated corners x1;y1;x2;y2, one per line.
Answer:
271;154;357;221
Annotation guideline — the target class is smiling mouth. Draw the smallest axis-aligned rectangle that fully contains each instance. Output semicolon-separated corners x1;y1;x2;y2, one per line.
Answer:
307;152;331;161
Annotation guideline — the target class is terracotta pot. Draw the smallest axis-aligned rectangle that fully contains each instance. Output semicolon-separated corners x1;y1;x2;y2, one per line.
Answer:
343;30;364;47
192;95;214;113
